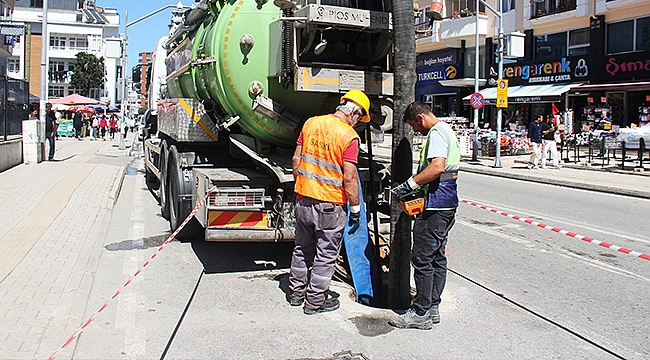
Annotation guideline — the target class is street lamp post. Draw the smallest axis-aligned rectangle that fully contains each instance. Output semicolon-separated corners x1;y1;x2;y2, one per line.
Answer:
473;0;504;167
118;3;191;150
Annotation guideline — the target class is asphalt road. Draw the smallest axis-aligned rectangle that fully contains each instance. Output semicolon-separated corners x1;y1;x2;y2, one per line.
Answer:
71;154;648;360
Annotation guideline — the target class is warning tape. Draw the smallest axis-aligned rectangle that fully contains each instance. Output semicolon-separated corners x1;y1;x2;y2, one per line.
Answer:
461;199;650;262
48;189;214;360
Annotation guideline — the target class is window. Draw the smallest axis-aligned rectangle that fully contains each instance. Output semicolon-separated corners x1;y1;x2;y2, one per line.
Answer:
48;85;65;98
637;17;650;52
30;0;43;7
69;37;88;50
569;28;590;56
7;58;19;73
501;0;515;12
50;36;66;50
49;60;66;83
607;16;650;54
89;35;101;52
446;0;478;15
535;32;567;60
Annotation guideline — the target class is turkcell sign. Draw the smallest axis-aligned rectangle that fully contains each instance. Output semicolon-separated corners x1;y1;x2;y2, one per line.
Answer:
297;4;392;30
503;58;571;84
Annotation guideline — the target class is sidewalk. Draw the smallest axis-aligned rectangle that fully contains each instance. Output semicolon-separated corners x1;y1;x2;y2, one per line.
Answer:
371;134;650;199
0;135;133;359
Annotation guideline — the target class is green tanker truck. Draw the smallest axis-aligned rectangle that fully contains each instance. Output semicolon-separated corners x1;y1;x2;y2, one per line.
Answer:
143;0;394;240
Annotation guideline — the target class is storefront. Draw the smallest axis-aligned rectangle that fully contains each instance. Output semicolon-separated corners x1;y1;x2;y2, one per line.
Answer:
415;49;466;124
472;50;650;132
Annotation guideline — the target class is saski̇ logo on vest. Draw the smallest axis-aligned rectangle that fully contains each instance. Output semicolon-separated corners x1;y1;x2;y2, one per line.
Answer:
503;58;571;83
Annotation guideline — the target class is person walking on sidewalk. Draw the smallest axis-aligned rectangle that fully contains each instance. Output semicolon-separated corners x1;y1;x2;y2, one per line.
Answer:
288;89;368;315
99;115;108;140
388;101;460;330
109;115;117;140
45;103;57;161
541;116;560;169
527;115;544;169
73;111;83;140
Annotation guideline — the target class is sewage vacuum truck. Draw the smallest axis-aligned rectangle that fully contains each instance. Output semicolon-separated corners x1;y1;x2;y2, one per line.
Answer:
143;0;394;240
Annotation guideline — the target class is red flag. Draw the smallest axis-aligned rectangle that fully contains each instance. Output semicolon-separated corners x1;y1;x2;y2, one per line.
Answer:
551;102;559;115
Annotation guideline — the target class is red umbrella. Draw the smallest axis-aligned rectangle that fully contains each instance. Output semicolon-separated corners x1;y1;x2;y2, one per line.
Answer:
68;105;96;114
50;93;103;105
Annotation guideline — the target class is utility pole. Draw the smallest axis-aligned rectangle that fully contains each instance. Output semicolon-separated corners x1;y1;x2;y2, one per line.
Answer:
387;0;416;310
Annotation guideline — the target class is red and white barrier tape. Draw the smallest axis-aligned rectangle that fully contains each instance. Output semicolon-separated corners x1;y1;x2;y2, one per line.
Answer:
461;199;650;262
48;189;214;360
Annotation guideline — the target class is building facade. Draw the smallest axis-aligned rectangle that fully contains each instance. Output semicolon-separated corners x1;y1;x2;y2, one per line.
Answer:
415;0;650;130
11;0;121;104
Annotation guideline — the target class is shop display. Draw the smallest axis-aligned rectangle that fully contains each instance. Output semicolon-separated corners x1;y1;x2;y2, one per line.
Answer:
639;105;649;127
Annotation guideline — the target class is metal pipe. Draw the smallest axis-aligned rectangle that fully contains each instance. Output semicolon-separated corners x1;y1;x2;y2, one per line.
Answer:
493;2;503;168
472;0;480;161
39;0;49;148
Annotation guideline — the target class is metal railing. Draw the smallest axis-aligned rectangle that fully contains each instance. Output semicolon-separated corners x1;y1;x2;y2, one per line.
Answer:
530;0;576;19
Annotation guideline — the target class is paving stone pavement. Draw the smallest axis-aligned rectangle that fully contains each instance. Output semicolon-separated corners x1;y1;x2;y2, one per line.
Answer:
0;137;132;359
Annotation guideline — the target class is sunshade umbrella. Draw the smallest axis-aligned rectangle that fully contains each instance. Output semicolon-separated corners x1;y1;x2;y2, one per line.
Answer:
68;105;96;114
50;93;103;105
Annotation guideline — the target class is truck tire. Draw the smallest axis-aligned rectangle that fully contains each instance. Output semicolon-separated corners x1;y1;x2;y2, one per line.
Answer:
159;140;170;220
167;146;202;241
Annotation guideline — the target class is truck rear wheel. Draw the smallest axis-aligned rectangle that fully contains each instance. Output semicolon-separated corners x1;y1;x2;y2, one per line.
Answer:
167;146;202;241
159;140;170;220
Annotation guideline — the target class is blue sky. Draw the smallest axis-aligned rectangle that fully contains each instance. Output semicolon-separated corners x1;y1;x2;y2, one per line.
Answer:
99;0;192;70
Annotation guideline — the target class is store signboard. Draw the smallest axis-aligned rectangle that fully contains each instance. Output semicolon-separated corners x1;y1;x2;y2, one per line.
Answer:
416;64;459;84
416;49;457;69
492;50;650;86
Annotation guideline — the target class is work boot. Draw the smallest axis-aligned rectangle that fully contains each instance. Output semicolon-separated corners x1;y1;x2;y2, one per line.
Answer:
288;295;304;307
429;305;440;324
388;308;433;330
303;297;340;315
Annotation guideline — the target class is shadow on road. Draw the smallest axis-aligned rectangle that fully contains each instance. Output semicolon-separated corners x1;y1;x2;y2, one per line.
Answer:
191;240;294;274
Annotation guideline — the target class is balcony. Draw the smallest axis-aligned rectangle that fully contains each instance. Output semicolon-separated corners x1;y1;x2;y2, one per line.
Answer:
49;71;71;84
439;13;487;46
530;0;576;19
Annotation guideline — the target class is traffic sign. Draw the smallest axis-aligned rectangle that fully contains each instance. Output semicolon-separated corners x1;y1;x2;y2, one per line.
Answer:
470;92;484;109
496;79;508;108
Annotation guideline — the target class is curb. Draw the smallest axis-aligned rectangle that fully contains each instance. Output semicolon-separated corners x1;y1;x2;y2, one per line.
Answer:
109;166;126;208
459;164;650;200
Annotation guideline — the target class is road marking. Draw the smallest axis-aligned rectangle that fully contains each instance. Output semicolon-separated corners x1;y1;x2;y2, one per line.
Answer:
461;199;650;262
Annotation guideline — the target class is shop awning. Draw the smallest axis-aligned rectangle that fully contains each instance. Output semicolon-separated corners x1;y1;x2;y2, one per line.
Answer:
569;81;650;92
463;82;583;104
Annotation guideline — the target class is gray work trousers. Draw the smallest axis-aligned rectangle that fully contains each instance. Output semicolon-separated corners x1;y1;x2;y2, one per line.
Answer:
289;196;345;310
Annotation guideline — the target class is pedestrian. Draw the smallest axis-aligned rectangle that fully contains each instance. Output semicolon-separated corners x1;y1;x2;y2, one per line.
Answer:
597;111;611;130
29;108;38;120
90;115;99;140
527;115;544;169
109;115;117;140
45;103;57;161
99;115;108;140
388;101;460;330
73;111;83;140
541;116;560;169
288;89;369;315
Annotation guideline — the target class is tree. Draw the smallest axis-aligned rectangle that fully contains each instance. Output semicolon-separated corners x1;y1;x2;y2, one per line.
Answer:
138;106;148;115
69;52;105;98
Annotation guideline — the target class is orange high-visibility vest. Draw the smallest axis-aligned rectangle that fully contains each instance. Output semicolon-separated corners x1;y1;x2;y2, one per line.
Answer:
294;114;358;203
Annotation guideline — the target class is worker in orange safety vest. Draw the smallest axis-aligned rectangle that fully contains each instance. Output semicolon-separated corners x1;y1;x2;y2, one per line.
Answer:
289;89;370;315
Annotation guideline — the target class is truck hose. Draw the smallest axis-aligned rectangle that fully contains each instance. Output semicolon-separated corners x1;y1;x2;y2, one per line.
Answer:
184;0;209;26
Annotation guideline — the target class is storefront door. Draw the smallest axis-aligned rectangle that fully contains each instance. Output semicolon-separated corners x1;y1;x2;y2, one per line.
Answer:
607;91;626;127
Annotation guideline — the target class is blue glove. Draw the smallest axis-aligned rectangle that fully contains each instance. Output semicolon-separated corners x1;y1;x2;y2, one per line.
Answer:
348;211;360;235
391;176;420;200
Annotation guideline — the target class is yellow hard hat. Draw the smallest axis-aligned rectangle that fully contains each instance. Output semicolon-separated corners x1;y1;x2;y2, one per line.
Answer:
340;89;370;123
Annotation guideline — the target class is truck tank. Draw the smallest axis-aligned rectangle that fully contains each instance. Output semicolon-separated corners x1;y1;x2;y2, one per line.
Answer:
164;0;393;149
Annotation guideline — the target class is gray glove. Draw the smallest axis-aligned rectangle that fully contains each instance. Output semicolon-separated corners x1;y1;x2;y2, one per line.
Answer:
391;176;420;200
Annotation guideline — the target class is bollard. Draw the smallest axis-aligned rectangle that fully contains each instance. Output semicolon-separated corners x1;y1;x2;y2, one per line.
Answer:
639;138;646;169
621;141;626;170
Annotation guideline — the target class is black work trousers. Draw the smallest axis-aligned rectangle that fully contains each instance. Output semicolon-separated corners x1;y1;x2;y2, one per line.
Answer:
412;209;456;315
46;131;56;160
